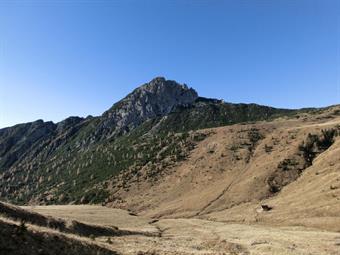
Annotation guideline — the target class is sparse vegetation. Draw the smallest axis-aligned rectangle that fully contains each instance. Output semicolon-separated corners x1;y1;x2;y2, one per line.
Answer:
264;144;273;153
17;220;27;235
106;237;112;244
299;128;339;167
268;128;339;194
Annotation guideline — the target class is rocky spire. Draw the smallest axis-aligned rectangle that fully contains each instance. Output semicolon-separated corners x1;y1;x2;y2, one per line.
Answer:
98;77;198;138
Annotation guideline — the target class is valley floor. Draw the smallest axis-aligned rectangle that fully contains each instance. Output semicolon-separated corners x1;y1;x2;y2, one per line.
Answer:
24;205;340;255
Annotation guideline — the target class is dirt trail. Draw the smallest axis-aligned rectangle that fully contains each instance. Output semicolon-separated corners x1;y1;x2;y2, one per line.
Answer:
194;163;253;216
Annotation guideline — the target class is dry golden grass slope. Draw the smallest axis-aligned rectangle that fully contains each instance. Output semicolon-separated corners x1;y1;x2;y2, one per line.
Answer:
105;105;340;233
23;204;340;255
0;202;164;255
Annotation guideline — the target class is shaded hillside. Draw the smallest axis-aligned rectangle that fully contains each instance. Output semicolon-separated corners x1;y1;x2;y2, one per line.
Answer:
0;219;119;255
0;202;120;255
0;201;155;238
153;97;295;132
0;78;297;205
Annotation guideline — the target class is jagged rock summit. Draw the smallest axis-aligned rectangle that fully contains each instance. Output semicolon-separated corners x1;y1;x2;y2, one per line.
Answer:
98;77;198;137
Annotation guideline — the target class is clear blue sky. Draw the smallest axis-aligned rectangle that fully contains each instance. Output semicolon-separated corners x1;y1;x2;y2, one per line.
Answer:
0;0;339;128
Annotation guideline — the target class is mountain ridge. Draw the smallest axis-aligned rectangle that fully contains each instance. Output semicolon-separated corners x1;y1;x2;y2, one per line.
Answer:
0;76;296;130
0;77;328;206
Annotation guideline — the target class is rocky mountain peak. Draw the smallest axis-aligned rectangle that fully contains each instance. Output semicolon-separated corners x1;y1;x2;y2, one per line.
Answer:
145;76;190;91
98;77;198;137
129;77;198;106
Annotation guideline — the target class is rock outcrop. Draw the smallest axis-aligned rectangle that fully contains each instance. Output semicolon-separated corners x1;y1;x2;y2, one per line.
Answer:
97;77;198;138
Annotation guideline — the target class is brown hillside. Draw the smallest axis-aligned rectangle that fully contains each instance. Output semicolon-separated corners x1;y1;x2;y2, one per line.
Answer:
106;105;340;232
